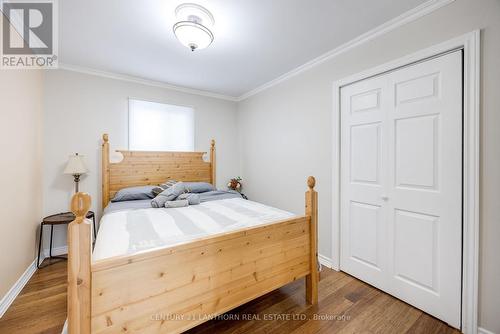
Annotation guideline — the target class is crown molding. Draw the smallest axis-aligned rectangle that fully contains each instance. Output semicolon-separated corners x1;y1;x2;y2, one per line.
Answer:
57;63;239;102
236;0;455;101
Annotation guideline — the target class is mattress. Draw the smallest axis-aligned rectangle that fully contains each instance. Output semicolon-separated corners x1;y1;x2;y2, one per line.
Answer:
93;198;296;261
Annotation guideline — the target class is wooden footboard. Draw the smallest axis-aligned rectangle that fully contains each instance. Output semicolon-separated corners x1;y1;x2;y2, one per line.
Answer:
68;177;318;334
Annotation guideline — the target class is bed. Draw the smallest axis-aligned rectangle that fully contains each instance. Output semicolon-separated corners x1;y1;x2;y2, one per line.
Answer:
67;134;318;334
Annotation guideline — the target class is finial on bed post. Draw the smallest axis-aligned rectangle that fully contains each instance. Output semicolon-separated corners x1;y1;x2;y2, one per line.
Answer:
305;176;318;305
102;134;110;210
71;192;91;219
68;192;92;334
210;139;216;187
307;176;316;190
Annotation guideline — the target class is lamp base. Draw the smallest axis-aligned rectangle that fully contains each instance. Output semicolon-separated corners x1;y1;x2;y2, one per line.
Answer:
73;174;81;193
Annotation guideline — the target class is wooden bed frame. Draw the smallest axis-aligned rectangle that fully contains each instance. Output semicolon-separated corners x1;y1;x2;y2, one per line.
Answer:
67;134;318;334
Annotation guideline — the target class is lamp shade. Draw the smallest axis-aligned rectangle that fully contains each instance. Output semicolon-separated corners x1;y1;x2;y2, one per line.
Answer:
63;153;88;175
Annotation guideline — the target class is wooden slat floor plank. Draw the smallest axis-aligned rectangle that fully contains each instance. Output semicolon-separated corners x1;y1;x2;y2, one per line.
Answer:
0;260;460;334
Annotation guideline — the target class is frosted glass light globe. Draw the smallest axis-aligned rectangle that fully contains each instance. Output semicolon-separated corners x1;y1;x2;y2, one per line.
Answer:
173;21;213;51
173;4;214;51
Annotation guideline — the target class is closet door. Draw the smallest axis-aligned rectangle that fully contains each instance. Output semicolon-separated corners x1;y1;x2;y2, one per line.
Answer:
340;75;390;289
340;51;463;328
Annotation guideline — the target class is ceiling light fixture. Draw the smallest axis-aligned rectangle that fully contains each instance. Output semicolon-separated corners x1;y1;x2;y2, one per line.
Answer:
173;3;214;52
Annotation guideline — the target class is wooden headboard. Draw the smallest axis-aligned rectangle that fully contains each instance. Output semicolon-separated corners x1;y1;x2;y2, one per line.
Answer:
101;134;216;208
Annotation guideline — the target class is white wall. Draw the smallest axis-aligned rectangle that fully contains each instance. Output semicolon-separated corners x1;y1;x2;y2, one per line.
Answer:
43;69;239;249
237;0;500;332
0;70;43;299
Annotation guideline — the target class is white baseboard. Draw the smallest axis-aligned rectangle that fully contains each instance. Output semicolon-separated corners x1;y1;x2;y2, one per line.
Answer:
0;246;69;319
0;259;37;318
42;245;68;259
478;327;496;334
318;254;334;269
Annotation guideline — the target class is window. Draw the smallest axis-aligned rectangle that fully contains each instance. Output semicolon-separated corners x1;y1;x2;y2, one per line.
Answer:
129;99;194;151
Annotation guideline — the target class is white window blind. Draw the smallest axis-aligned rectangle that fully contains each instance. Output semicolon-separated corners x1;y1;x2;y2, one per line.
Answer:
129;99;194;151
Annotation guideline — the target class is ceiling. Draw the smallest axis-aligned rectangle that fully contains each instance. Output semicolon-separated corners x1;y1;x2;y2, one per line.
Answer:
60;0;428;98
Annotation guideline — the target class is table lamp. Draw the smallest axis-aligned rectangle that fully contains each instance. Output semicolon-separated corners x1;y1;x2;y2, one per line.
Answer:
63;153;88;193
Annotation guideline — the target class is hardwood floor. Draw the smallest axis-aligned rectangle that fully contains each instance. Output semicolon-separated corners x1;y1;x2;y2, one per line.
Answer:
0;259;459;334
0;259;67;334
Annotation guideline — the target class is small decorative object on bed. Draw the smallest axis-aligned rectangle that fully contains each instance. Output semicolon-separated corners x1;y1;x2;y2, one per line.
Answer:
152;180;178;196
150;181;219;208
67;134;318;334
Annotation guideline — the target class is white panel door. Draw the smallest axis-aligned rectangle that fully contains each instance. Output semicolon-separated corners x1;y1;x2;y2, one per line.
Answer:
340;76;389;289
340;51;462;328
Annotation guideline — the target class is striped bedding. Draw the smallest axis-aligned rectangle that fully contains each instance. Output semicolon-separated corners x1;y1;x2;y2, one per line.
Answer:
92;198;296;261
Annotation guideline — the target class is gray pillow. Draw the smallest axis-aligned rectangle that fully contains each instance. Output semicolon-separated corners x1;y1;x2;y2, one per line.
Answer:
183;182;216;193
111;186;155;202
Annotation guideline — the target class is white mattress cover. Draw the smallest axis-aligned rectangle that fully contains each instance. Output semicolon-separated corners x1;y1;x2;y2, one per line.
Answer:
93;198;296;261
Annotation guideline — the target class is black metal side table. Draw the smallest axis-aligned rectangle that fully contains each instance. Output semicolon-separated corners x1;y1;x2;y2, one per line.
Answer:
36;211;96;268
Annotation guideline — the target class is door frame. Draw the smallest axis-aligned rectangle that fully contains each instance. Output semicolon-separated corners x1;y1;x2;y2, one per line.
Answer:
331;30;480;334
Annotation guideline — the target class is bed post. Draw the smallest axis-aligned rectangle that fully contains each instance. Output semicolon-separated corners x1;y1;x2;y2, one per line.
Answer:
210;139;216;187
68;192;92;334
102;134;110;209
305;176;319;304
